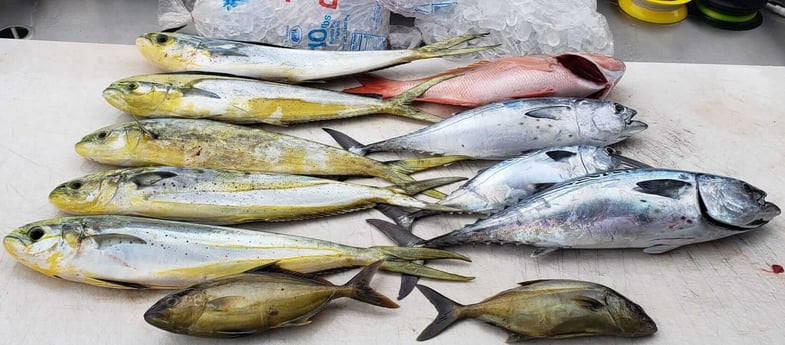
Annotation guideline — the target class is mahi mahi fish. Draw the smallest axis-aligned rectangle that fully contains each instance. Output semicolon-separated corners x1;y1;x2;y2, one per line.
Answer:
102;73;457;124
325;98;647;159
144;261;397;337
49;166;465;224
370;169;780;255
136;32;497;82
74;118;469;198
2;215;472;289
344;53;626;106
415;280;657;341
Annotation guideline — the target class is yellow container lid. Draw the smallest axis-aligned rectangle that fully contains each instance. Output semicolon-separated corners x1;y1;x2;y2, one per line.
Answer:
619;0;692;24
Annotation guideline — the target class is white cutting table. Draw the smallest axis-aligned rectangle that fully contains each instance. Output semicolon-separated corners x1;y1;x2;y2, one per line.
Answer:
0;39;783;345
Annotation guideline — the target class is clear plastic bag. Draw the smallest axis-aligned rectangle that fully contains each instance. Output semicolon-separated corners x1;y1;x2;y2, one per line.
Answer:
158;0;391;51
410;0;613;60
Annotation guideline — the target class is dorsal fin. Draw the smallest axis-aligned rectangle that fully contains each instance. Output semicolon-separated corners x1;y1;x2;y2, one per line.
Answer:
634;179;692;199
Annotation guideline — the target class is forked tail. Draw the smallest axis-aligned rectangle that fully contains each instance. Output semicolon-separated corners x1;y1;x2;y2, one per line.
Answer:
343;260;399;308
412;33;499;60
416;284;466;341
370;246;473;282
379;74;460;123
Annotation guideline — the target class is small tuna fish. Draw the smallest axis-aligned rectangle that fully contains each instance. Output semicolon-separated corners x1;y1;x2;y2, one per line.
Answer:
415;280;657;341
371;169;780;255
136;32;497;82
102;73;457;124
49;166;465;224
325;98;647;159
344;53;626;106
144;261;397;338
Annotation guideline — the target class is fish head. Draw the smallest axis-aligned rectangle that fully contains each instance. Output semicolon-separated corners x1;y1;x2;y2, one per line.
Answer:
3;218;84;278
697;174;780;230
604;290;658;336
576;100;647;144
49;171;121;214
145;288;209;334
103;75;175;115
136;32;204;71
557;53;626;99
75;122;149;166
577;146;620;172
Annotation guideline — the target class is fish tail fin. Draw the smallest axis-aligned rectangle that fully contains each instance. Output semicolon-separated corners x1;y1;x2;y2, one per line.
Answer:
370;245;472;282
322;128;369;155
367;218;424;246
414;33;499;59
416;284;465;341
374;205;425;231
387;177;466;196
379;74;461;123
344;74;405;98
343;260;399;308
367;218;426;300
385;156;471;199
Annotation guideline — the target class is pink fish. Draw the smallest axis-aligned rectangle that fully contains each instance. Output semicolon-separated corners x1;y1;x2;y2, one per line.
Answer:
344;53;625;107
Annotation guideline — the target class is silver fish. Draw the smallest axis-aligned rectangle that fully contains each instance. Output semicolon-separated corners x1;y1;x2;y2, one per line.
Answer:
370;169;780;255
325;98;648;159
377;146;651;230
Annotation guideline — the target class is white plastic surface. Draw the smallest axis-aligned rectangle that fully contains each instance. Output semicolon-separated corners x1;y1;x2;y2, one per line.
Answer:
1;39;784;344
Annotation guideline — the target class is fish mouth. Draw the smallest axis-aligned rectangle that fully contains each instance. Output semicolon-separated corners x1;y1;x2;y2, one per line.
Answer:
622;120;648;137
144;309;172;329
102;88;130;111
3;235;25;258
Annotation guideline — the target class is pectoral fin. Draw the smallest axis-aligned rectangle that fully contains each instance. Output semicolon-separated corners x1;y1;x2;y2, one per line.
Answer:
634;179;692;199
207;296;247;311
129;171;178;188
524;105;572;120
545;150;577;161
572;295;605;311
89;234;148;248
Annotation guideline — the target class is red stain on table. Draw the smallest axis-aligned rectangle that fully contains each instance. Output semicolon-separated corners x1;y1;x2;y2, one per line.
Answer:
762;264;784;274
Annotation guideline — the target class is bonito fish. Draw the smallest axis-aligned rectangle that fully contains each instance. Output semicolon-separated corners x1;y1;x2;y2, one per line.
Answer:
74;118;469;198
378;146;651;231
344;53;626;107
2;215;472;289
136;32;497;82
144;261;397;337
325;98;647;159
415;280;657;341
49;166;464;224
370;169;780;255
102;73;456;124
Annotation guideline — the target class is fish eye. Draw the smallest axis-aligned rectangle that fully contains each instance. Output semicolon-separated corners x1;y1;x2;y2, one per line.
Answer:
604;147;617;155
165;297;180;307
127;82;139;91
614;103;625;113
28;227;45;241
68;181;83;190
155;34;169;44
96;131;109;140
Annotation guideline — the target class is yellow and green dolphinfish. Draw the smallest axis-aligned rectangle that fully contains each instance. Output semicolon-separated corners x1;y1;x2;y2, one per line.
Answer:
49;166;465;224
3;215;472;289
144;261;397;337
75;118;470;198
103;73;455;124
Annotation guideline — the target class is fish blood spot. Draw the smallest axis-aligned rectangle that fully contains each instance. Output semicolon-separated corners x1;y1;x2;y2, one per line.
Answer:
771;264;784;274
